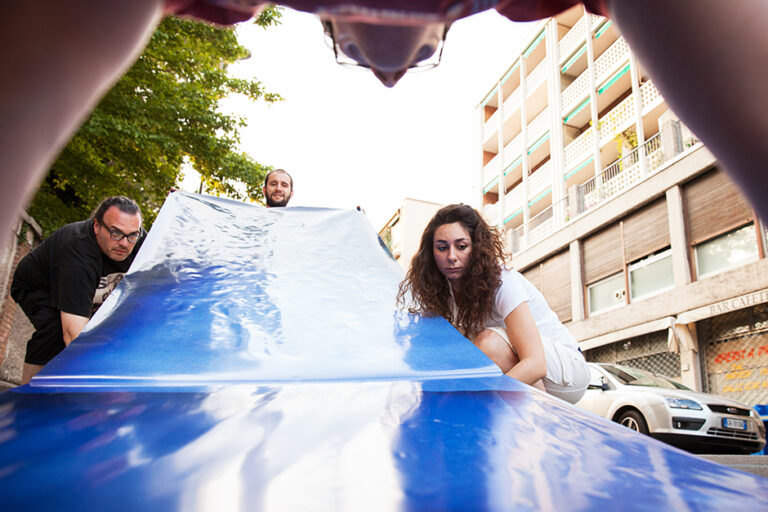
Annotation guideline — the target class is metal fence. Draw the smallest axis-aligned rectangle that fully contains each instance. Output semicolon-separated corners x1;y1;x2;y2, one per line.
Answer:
585;330;681;379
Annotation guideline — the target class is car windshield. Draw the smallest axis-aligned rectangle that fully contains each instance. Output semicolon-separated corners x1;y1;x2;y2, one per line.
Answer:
601;364;684;389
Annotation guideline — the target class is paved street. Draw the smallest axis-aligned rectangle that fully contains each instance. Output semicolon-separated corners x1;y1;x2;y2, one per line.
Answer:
700;455;768;478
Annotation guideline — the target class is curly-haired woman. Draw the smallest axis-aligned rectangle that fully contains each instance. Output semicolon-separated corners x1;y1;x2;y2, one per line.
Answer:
398;204;589;404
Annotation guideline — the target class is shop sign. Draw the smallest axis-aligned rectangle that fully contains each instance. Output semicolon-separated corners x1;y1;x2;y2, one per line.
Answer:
710;340;768;396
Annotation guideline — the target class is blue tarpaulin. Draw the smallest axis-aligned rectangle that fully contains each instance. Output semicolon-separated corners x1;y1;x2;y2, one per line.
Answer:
1;192;767;510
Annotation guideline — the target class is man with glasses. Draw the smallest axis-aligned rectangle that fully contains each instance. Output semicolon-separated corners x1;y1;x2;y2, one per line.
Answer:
11;196;145;384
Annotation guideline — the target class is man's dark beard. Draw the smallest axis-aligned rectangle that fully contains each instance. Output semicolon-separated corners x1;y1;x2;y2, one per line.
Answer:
266;193;290;207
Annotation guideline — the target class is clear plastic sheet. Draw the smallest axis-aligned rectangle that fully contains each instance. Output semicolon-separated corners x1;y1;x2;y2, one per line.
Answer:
1;192;766;510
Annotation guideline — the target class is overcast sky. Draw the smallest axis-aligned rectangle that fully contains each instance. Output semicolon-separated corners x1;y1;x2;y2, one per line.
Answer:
181;8;535;231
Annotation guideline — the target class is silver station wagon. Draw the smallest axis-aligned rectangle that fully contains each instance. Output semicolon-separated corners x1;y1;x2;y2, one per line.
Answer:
576;362;766;454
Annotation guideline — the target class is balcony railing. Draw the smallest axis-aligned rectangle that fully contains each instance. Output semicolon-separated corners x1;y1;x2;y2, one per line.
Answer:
503;87;522;121
559;16;588;65
640;80;662;114
527;106;550;148
483;203;501;226
504;183;524;219
562;37;630;116
564;126;594;169
482;158;499;189
561;71;590;116
529;196;569;246
504;125;701;255
507;196;570;254
593;37;629;84
578;132;662;211
528;160;552;200
503;132;524;164
598;93;636;146
484;108;500;131
526;57;548;95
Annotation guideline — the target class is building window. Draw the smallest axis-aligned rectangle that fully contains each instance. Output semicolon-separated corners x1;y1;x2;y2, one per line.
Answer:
629;248;673;301
694;223;758;278
588;272;625;314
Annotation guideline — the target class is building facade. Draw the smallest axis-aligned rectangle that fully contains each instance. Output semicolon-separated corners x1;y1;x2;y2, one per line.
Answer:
379;198;443;271
478;5;768;409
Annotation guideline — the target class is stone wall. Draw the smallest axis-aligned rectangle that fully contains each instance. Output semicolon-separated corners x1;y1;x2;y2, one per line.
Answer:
0;214;42;390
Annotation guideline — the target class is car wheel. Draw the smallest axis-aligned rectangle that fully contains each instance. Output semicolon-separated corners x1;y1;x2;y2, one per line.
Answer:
616;410;649;435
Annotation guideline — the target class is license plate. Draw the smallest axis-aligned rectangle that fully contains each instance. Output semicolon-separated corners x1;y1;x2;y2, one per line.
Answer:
722;418;747;430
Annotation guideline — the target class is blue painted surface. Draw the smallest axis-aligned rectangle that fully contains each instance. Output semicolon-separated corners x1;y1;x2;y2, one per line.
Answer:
1;192;767;510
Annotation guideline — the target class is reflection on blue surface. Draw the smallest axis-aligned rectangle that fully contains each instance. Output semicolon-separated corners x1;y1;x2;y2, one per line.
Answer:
1;192;767;510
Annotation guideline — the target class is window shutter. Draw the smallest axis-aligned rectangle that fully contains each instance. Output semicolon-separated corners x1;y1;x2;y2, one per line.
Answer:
540;249;572;322
684;168;753;244
521;264;541;292
583;222;622;284
623;198;670;262
520;263;541;291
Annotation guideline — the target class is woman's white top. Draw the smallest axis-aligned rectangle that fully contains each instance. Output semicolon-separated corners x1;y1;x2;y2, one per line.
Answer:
486;269;580;352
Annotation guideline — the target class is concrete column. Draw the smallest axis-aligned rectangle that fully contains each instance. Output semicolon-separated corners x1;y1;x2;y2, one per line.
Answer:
675;323;703;391
629;51;646;175
659;112;682;163
666;185;692;287
546;19;567;228
520;58;530;246
570;239;586;321
496;82;505;228
568;183;581;219
584;14;601;176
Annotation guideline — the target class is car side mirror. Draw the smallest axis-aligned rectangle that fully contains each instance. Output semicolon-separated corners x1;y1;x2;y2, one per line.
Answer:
587;376;609;391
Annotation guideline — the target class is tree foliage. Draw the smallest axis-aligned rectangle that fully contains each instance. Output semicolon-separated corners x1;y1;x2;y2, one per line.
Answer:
29;9;283;234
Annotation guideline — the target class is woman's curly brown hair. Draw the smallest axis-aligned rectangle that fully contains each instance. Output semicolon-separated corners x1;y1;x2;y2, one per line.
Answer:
397;204;506;338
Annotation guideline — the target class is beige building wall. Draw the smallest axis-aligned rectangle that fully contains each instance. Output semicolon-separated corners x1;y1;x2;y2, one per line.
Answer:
379;198;443;271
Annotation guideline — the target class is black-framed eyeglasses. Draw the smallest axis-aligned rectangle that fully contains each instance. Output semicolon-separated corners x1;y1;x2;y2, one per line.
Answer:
102;224;142;243
322;21;447;72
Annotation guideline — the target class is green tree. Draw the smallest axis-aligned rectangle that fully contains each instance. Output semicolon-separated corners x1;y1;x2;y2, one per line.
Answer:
29;9;283;235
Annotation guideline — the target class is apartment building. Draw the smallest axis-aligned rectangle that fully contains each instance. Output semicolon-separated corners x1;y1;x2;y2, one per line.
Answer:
478;5;768;409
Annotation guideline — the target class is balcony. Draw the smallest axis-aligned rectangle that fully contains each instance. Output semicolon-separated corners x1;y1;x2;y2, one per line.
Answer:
561;37;630;118
593;37;629;84
562;71;590;117
508;196;570;254
482;154;500;190
559;15;588;66
564;126;595;170
527;106;550;149
482;203;501;226
502;87;522;122
598;93;636;146
526;57;548;97
578;132;662;212
529;196;569;246
503;132;524;164
504;183;524;220
528;160;552;201
507;125;701;254
640;80;663;114
484;108;500;132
